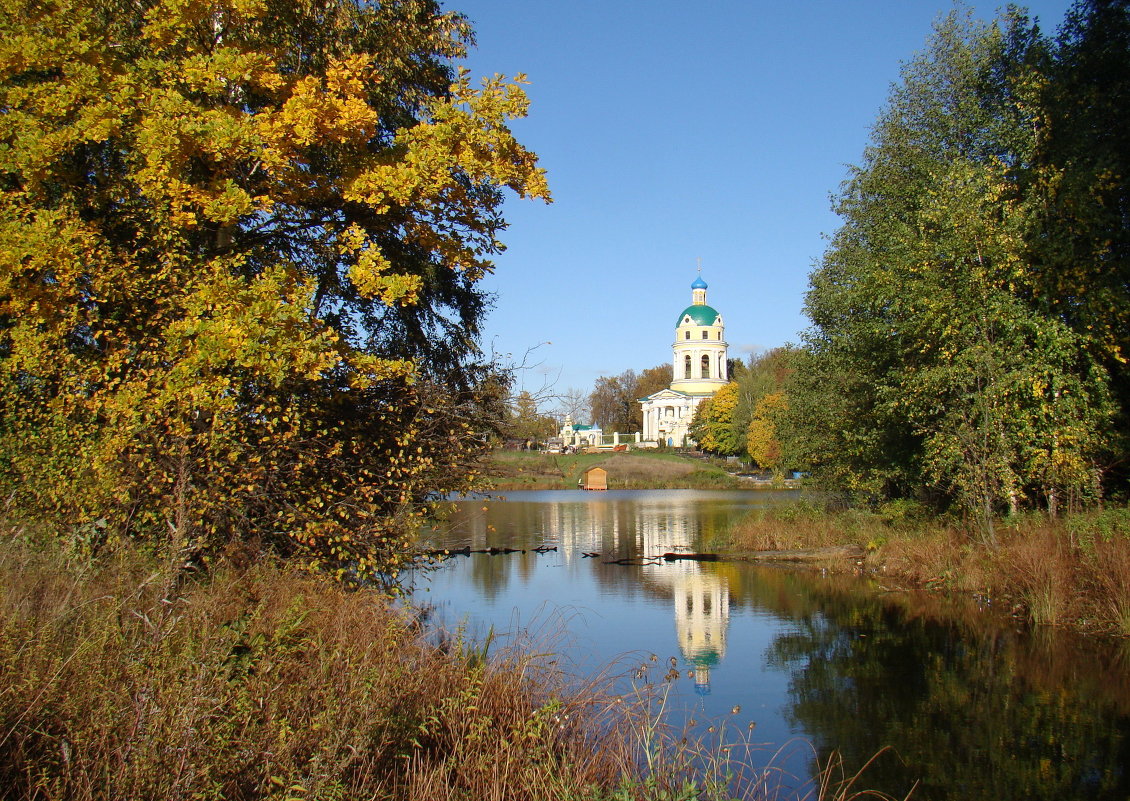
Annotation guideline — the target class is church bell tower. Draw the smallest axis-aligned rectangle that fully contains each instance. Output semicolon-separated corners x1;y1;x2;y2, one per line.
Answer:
670;275;728;394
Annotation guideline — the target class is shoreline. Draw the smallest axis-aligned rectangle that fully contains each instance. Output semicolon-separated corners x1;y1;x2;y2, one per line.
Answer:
467;461;1130;638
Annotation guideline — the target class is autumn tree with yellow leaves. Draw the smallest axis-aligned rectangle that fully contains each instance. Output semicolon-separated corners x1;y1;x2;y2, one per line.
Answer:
746;392;787;476
0;0;548;580
688;382;742;456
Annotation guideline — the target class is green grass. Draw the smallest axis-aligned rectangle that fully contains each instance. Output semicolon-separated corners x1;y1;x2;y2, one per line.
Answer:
484;449;746;490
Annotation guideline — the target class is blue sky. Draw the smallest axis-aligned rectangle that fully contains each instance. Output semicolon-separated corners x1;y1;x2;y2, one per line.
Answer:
450;0;1075;405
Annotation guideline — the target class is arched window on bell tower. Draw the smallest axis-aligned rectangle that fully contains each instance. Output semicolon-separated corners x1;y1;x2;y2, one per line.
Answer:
684;354;692;379
701;354;710;379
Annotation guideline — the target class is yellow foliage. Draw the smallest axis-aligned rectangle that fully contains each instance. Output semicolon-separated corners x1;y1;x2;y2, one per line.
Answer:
747;392;788;471
0;0;545;581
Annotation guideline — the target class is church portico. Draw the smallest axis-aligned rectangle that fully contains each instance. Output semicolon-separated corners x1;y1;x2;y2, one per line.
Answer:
641;389;695;447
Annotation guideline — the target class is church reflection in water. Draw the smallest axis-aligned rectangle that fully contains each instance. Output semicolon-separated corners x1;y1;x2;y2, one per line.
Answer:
636;498;730;695
432;491;744;692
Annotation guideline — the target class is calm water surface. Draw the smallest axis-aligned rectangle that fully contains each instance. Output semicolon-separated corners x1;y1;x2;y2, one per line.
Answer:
411;489;1130;800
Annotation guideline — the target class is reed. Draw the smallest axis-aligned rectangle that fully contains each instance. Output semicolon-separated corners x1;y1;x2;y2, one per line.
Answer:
1000;526;1076;627
1069;509;1130;636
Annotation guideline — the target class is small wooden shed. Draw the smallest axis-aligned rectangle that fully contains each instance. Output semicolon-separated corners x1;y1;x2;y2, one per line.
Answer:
580;466;608;491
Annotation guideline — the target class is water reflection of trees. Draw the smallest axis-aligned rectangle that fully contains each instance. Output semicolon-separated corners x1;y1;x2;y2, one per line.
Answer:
761;585;1130;801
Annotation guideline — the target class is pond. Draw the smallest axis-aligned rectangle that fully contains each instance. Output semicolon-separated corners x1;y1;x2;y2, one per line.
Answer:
411;489;1130;800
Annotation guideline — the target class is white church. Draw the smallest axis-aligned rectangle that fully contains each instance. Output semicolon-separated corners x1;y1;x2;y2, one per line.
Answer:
639;275;729;447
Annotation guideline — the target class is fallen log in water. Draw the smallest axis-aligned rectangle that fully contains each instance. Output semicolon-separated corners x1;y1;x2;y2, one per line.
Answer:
423;546;472;558
421;545;528;558
661;552;721;562
660;545;865;563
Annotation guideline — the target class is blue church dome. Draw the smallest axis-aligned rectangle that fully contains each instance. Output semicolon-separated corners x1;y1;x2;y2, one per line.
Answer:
691;275;708;290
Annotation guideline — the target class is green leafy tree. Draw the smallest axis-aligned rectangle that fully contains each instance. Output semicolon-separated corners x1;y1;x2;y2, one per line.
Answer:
732;347;798;458
0;0;548;578
794;6;1115;529
1026;0;1130;480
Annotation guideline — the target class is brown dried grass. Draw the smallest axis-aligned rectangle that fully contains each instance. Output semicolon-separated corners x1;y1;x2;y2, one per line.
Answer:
0;531;631;801
730;500;1130;634
728;505;853;553
1089;536;1130;636
997;525;1080;627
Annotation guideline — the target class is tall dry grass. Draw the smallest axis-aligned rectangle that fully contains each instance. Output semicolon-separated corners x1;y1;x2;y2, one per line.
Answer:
0;531;631;801
881;515;1130;633
732;500;1130;635
727;499;908;553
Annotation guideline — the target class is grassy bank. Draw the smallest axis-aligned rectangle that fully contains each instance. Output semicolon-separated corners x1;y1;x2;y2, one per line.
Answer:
485;449;747;491
0;530;900;801
726;501;1130;636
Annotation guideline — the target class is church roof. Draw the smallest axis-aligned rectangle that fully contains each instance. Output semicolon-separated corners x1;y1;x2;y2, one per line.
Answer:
677;304;721;326
639;387;692;402
688;648;721;667
691;275;708;290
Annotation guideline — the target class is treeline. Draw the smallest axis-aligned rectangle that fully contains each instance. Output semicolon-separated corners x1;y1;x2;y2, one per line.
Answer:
688;348;797;473
506;366;672;441
759;1;1128;538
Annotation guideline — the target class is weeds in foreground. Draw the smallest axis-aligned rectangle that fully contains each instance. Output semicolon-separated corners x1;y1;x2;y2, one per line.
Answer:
0;531;630;801
0;529;907;801
604;670;909;801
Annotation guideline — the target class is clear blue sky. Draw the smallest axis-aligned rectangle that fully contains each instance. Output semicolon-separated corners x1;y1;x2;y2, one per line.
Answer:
449;0;1075;404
